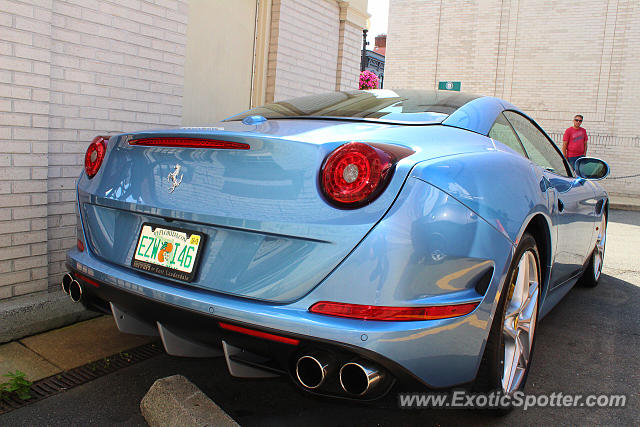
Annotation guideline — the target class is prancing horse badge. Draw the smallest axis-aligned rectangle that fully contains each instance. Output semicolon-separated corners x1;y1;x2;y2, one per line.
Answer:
167;164;183;193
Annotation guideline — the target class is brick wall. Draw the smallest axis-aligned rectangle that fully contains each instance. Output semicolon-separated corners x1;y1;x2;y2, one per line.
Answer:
385;0;640;197
266;0;341;102
0;0;187;300
0;0;52;298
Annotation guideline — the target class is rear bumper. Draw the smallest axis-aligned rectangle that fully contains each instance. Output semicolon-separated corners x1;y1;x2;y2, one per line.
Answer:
68;177;515;392
66;266;406;398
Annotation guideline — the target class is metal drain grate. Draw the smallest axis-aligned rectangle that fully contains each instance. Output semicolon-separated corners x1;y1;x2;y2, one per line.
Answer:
0;341;163;415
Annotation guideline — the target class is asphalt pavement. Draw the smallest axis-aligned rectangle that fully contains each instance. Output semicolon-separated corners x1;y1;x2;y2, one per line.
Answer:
1;209;638;426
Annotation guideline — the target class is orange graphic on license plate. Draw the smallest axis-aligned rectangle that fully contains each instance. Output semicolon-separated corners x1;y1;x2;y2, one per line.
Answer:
158;242;173;262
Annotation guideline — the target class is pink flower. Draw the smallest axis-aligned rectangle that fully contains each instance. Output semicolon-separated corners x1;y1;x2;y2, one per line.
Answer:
359;71;379;89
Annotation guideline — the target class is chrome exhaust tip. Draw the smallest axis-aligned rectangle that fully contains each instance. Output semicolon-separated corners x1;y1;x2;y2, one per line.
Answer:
339;361;383;396
69;280;82;303
61;273;73;295
295;355;329;389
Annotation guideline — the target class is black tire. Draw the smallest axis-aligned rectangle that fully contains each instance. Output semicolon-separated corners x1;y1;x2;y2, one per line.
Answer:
577;212;607;288
473;233;541;410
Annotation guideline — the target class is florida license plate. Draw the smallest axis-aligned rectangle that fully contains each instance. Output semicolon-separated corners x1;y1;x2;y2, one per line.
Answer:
131;223;205;282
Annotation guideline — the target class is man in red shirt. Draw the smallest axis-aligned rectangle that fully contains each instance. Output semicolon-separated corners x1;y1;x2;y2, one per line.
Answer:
562;114;588;169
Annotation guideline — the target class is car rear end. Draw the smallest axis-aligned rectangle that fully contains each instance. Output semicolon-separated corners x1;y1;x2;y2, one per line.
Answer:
66;92;515;398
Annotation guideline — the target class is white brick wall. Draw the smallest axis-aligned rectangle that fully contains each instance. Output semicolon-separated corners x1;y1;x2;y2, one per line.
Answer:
0;0;187;299
267;0;342;102
386;0;640;197
0;0;51;299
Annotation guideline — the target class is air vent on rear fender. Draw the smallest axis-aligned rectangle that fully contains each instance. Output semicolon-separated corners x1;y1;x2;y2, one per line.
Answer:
129;138;250;150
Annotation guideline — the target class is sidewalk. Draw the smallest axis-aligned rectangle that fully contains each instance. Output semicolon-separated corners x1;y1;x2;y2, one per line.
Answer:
0;315;155;384
0;315;237;427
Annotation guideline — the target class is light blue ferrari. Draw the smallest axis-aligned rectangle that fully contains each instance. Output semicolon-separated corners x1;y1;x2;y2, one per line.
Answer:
65;90;609;400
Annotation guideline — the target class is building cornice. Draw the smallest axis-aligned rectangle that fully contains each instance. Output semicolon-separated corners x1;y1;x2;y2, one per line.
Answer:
337;1;369;29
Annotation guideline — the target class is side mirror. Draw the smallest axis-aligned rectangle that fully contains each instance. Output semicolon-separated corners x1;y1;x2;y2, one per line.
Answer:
574;157;610;180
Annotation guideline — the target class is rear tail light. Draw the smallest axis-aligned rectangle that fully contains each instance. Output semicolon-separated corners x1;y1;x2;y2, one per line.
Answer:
309;301;479;321
321;142;394;208
84;135;109;178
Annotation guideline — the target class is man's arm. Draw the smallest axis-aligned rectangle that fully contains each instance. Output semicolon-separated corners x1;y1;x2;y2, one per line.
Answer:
584;131;588;155
562;140;568;157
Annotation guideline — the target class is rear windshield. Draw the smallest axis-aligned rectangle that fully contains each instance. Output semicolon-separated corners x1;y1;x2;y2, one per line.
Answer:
226;89;479;124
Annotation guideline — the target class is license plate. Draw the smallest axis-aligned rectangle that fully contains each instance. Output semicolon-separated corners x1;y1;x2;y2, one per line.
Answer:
131;223;205;282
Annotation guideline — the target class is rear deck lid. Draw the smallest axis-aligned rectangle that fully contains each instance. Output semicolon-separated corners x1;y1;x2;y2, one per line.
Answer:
78;120;417;302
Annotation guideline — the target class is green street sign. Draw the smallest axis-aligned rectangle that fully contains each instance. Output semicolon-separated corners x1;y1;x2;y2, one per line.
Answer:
438;81;461;91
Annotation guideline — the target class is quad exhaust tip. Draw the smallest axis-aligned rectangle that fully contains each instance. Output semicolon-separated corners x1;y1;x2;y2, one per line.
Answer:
69;279;82;303
61;273;73;295
295;355;329;389
339;362;383;396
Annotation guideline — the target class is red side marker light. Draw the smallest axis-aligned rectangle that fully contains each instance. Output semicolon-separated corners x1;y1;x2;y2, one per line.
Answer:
77;239;84;252
219;322;299;345
309;301;479;321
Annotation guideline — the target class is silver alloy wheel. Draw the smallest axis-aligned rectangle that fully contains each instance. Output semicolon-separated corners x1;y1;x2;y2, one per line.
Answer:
502;250;539;395
593;214;607;281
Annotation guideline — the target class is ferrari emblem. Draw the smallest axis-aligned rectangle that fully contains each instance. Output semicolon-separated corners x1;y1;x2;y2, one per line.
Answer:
167;164;183;193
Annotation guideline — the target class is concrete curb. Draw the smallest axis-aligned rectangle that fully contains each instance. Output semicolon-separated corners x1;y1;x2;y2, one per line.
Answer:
0;290;99;344
608;193;640;212
141;375;240;427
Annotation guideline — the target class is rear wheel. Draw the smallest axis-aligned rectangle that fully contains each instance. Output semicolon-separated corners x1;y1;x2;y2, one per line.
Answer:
578;212;607;288
474;233;541;406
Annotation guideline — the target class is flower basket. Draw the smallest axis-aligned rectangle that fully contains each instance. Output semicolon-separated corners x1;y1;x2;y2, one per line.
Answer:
359;71;379;90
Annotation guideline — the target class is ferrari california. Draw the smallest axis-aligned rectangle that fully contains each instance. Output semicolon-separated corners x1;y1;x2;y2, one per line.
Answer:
64;89;609;400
